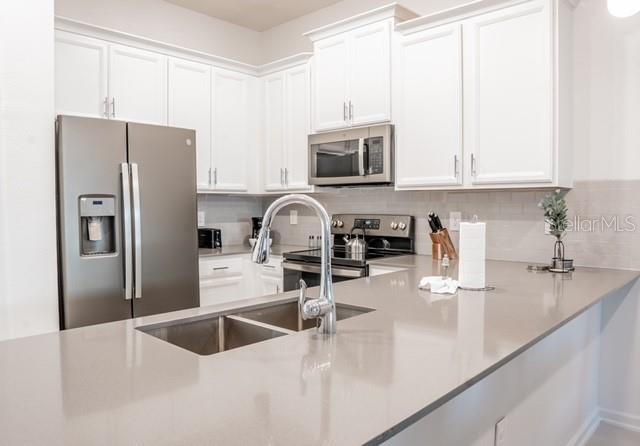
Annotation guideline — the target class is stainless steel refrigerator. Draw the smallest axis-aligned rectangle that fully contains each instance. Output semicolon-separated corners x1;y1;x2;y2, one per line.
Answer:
56;115;200;329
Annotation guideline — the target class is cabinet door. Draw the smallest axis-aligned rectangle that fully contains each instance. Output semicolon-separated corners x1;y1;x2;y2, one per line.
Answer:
395;24;463;189
312;34;349;132
263;73;286;192
168;58;212;190
55;31;108;118
463;0;553;185
349;21;391;126
109;44;167;125
284;64;312;191
211;69;249;191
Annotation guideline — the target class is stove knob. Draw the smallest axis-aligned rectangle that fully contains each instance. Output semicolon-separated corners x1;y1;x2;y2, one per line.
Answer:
390;221;398;230
337;220;344;228
398;222;407;231
331;220;337;227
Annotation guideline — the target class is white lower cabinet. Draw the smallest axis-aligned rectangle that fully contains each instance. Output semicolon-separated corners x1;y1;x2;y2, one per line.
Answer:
198;254;283;307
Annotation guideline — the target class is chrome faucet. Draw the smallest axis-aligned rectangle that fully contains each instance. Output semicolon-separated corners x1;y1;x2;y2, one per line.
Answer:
251;194;336;335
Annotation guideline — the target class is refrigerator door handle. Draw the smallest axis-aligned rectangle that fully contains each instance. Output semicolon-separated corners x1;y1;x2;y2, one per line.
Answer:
121;163;133;300
131;163;143;299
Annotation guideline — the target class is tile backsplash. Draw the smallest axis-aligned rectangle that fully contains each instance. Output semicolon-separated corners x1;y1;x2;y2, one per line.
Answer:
197;194;262;246
200;180;640;271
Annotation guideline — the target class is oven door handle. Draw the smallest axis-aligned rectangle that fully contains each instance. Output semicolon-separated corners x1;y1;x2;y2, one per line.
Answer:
283;261;366;278
358;138;366;176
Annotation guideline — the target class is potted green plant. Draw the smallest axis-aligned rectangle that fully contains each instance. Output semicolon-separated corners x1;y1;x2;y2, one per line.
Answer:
538;190;574;272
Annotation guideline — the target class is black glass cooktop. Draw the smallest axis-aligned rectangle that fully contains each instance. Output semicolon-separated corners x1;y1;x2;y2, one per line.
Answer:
284;247;406;268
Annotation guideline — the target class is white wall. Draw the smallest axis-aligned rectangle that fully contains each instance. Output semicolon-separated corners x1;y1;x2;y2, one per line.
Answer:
572;0;640;181
0;0;59;340
55;0;263;65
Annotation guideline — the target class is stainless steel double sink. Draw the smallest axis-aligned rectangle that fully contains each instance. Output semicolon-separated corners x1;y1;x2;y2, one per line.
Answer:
137;300;374;356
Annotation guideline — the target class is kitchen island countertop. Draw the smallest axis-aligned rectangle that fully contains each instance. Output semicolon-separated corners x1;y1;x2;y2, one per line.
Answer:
0;256;638;445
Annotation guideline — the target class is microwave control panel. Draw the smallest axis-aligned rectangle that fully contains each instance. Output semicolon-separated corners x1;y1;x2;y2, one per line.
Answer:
366;136;384;175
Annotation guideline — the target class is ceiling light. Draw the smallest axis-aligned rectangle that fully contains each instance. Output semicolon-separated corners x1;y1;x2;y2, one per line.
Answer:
607;0;640;17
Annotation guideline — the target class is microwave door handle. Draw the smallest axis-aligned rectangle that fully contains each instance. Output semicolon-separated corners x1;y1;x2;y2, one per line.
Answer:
358;138;365;176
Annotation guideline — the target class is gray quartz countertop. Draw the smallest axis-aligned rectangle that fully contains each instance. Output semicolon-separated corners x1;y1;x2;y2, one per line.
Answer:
1;256;638;445
199;243;306;258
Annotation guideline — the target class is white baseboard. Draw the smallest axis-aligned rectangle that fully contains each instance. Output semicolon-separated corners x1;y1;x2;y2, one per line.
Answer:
599;407;640;433
566;409;601;446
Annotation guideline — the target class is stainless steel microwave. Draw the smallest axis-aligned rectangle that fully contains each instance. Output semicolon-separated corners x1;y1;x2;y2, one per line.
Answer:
308;124;393;186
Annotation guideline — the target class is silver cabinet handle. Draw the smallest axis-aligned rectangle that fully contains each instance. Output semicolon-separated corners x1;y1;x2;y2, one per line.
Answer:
103;97;109;118
471;153;477;177
213;266;229;271
121;163;133;300
110;98;116;118
214;167;218;186
454;155;459;177
357;138;365;176
343;102;348;122
208;167;212;186
284;167;288;185
280;168;284;186
131;163;142;299
349;101;353;121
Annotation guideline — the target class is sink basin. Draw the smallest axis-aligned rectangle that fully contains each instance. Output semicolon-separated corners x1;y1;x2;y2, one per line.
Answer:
234;301;374;332
138;315;288;355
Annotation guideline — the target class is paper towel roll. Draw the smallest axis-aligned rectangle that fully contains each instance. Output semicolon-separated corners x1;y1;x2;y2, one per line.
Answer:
458;221;486;289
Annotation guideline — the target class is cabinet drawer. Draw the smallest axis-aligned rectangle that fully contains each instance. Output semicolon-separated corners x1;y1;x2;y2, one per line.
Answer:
259;257;282;277
199;257;243;279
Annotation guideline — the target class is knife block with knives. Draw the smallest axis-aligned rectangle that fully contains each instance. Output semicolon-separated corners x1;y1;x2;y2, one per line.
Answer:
428;212;458;260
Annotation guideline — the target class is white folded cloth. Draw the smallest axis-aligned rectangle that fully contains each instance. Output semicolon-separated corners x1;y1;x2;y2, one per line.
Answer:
418;276;459;294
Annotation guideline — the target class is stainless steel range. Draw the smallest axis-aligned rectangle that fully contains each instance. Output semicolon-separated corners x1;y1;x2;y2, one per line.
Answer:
283;214;414;291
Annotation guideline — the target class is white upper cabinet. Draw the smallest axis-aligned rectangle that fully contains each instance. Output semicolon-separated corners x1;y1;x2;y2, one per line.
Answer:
394;0;573;190
261;60;312;193
211;68;250;192
284;64;311;191
55;31;108;118
395;23;463;189
348;21;391;126
312;35;350;132
109;45;167;125
311;23;390;132
263;72;287;191
168;58;212;190
306;5;417;133
463;0;553;186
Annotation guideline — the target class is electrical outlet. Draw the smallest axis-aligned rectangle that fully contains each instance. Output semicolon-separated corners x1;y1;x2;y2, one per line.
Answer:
290;209;298;225
494;417;506;446
197;211;205;227
450;211;462;231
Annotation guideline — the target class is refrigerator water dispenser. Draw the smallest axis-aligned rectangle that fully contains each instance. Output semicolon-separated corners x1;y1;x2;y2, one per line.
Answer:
79;196;116;256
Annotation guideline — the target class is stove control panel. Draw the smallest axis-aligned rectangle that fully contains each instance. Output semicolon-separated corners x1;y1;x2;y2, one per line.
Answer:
331;214;414;238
